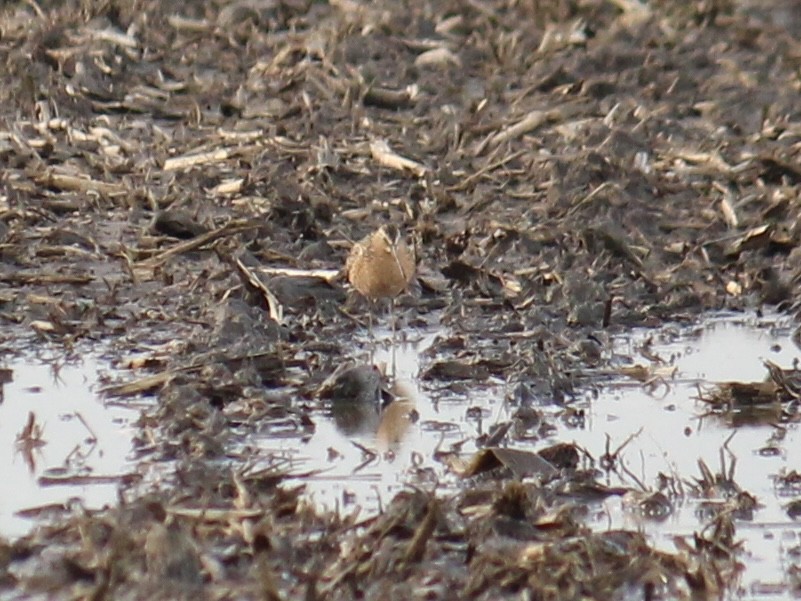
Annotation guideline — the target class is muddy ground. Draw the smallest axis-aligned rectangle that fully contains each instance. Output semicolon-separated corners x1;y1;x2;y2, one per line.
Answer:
2;0;801;598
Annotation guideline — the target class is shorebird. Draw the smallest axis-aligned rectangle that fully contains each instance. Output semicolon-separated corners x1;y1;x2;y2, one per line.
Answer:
346;224;415;342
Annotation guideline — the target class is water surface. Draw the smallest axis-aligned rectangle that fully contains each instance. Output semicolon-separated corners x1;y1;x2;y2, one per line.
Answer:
0;354;138;539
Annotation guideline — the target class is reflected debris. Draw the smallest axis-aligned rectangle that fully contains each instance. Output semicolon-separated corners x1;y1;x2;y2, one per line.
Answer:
699;359;801;425
15;411;46;473
621;490;673;521
0;356;137;538
0;367;12;404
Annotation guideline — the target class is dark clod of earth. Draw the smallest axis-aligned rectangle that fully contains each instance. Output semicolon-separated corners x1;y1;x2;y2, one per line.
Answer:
2;0;801;599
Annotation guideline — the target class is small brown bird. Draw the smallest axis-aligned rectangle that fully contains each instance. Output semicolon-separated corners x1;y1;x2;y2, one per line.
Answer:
346;224;415;340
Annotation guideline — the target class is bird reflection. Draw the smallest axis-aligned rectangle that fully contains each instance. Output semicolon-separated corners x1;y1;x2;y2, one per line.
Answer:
331;400;380;436
376;382;416;448
319;364;416;445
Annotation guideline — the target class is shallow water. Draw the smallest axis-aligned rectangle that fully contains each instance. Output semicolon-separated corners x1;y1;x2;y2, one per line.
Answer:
274;312;801;596
571;315;801;596
0;354;138;539
265;327;462;515
3;314;798;594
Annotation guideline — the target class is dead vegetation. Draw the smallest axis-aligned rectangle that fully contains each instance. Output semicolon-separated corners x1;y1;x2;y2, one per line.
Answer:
699;360;801;424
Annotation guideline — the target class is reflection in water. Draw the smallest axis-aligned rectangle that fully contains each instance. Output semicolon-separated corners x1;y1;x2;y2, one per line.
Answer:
322;364;382;436
0;357;138;539
15;411;47;474
331;399;381;436
574;314;801;593
284;312;801;593
375;380;417;449
0;367;12;404
324;363;418;448
268;327;444;515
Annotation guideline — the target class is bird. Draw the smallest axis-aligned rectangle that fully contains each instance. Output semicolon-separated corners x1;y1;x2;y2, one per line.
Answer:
346;224;415;345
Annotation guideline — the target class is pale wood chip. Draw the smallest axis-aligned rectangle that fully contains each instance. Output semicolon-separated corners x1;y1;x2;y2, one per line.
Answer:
479;110;551;153
255;266;340;282
92;27;138;49
369;139;427;177
414;47;461;68
167;507;266;521
210;178;245;196
163;148;231;171
166;14;211;32
36;171;125;195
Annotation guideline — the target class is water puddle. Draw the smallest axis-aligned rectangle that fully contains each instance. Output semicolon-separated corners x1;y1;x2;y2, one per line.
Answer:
266;326;473;514
0;354;140;539
572;314;801;596
269;311;800;595
6;314;797;592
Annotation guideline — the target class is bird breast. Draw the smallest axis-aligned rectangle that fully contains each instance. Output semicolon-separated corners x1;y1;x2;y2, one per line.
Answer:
347;235;414;301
